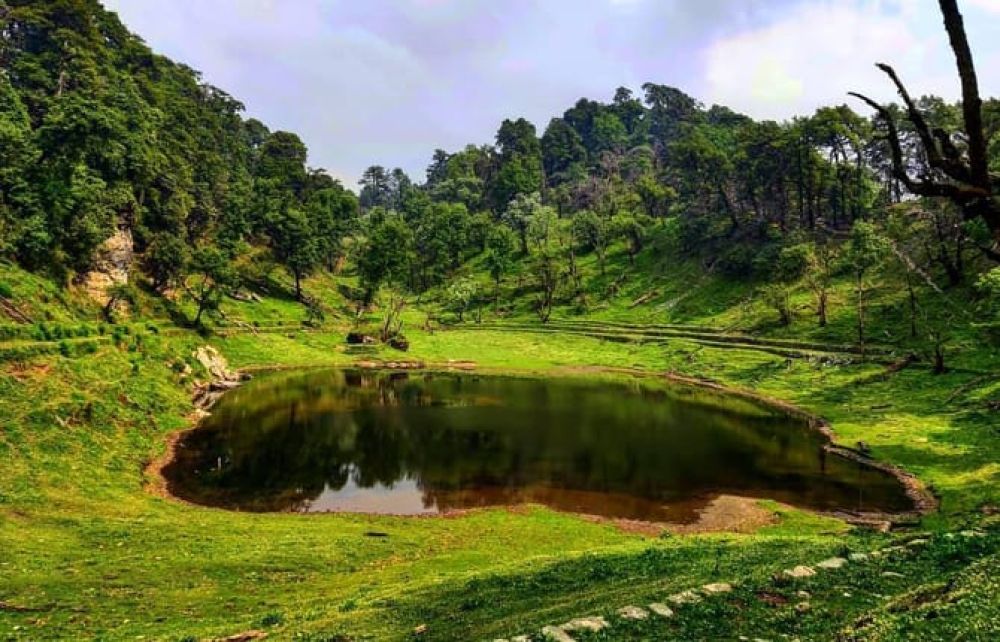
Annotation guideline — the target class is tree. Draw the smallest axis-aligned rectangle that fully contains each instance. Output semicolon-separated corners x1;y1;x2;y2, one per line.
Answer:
144;232;189;292
413;202;471;289
501;192;543;255
491;118;543;209
801;242;836;327
256;131;308;195
850;0;1000;255
761;284;793;327
484;226;517;310
266;208;320;300
846;222;888;350
612;212;651;265
572;210;612;275
446;277;477;322
357;216;413;305
541;118;586;182
185;246;237;326
359;165;392;209
306;184;359;271
531;249;560;323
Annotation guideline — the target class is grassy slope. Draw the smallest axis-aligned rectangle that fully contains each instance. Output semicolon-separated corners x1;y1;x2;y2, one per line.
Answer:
1;247;998;641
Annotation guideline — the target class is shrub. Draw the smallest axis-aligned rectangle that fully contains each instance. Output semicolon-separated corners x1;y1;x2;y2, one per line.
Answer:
260;612;284;627
777;244;811;282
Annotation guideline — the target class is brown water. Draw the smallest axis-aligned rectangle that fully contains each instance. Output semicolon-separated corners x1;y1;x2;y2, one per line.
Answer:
163;369;914;523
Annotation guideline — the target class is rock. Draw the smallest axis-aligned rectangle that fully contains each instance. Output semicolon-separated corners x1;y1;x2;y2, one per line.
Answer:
881;571;905;578
667;589;703;605
346;332;377;345
796;591;811;599
561;617;608;633
511;637;530;642
214;632;267;642
388;335;410;352
702;582;734;594
194;346;237;382
413;624;427;635
794;602;811;614
816;557;848;570
540;625;575;642
849;553;870;562
783;566;816;579
80;226;134;307
906;538;929;548
617;606;648;620
648;603;674;618
959;530;985;538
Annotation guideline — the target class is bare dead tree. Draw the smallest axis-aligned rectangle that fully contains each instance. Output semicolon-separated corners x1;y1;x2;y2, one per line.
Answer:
850;0;1000;259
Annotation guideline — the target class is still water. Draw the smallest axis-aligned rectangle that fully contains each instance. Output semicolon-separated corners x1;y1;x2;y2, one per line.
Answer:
163;369;913;522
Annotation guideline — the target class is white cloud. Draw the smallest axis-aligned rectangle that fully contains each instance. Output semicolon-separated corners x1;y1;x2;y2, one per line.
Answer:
703;0;1000;120
704;2;930;119
966;0;1000;14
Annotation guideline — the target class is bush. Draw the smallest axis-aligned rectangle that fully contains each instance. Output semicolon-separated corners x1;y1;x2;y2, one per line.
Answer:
777;244;811;282
717;245;756;279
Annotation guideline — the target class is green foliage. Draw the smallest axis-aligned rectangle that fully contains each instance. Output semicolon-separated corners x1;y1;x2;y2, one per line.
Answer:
185;246;238;325
357;216;413;304
446;276;478;321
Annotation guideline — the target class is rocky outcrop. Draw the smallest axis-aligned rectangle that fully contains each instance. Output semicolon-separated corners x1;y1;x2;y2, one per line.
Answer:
191;346;249;410
80;226;134;306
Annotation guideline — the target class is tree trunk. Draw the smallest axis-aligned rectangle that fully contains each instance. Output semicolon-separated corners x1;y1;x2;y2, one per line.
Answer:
817;290;828;328
856;273;866;354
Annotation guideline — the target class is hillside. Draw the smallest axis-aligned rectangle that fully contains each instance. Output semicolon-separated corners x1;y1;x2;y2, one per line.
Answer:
2;1;1000;641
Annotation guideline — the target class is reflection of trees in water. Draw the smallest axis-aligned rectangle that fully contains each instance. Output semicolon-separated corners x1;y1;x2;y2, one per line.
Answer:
164;371;913;516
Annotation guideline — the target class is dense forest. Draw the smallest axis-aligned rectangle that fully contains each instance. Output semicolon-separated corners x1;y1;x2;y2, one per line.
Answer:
2;0;999;347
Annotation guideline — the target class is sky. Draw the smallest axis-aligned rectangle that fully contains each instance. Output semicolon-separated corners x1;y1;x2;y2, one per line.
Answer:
101;0;1000;189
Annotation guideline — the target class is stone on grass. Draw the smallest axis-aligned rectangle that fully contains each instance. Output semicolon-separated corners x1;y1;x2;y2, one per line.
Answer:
648;603;674;618
796;590;811;599
959;530;985;538
562;617;608;633
906;538;929;547
849;553;869;562
783;565;816;579
816;557;848;570
540;625;575;642
511;637;531;642
702;582;734;594
618;606;648;620
882;571;905;578
795;601;812;614
667;589;703;605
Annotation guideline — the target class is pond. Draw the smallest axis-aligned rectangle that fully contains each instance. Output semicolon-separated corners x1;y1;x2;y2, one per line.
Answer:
163;369;914;523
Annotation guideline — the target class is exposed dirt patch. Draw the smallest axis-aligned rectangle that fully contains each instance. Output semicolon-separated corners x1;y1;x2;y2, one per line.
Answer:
143;415;204;503
664;495;779;535
4;362;53;382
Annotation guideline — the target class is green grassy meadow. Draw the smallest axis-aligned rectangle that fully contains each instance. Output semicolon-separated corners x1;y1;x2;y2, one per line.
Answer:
1;255;998;641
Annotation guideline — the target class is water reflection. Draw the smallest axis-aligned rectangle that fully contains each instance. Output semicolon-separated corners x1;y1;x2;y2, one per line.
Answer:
163;370;913;522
